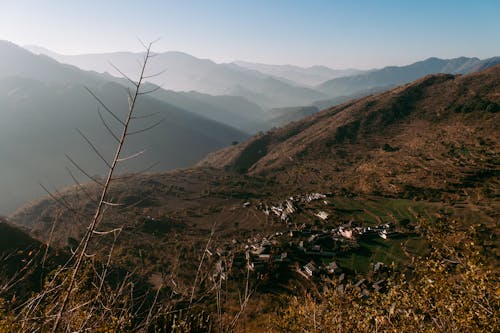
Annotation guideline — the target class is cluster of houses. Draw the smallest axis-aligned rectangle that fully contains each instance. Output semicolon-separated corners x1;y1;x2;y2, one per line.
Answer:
222;194;402;287
233;216;397;280
255;192;328;223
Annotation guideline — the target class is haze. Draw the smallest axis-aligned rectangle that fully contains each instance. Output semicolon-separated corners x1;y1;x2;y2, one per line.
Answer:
1;0;500;69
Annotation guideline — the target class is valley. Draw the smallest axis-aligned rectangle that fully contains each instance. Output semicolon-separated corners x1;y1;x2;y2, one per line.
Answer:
0;7;498;328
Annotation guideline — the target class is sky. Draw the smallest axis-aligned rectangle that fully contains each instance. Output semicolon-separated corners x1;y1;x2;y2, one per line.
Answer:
0;0;499;69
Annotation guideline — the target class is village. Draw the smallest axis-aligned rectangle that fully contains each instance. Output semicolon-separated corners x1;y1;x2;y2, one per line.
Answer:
210;193;405;291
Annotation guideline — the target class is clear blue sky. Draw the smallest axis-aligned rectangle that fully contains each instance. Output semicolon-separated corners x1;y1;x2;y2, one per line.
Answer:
1;0;499;69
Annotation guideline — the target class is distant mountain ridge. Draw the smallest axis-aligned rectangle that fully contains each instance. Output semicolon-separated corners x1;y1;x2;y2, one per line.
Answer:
317;56;500;97
232;61;365;86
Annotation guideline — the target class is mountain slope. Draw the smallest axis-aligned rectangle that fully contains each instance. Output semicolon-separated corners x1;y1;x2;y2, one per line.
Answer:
317;56;500;97
0;41;247;214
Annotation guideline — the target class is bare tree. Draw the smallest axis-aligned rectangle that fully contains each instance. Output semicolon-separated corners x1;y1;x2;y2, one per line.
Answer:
43;39;163;332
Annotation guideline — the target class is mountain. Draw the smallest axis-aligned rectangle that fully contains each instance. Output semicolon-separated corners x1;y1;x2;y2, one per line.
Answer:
11;63;496;222
1;42;106;85
25;46;329;109
317;56;500;97
232;61;364;86
0;41;247;214
138;83;267;133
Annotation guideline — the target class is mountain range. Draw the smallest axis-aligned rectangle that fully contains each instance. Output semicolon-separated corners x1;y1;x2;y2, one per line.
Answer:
232;61;365;86
26;44;500;116
26;46;329;109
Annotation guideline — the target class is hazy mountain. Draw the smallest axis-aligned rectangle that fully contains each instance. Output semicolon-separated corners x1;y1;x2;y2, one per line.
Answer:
317;56;500;97
25;46;328;109
0;41;247;214
233;61;364;86
138;83;267;133
1;41;106;85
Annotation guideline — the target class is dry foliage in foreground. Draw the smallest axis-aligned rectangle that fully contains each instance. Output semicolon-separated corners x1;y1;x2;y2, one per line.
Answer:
275;219;499;333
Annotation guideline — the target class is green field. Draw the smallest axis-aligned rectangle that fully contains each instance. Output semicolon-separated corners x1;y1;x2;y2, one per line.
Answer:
329;196;435;225
326;196;434;273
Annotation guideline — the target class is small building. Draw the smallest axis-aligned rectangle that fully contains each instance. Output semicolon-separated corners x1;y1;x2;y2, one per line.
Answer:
373;262;384;272
339;228;353;239
258;253;271;260
325;261;343;274
354;278;366;288
316;211;329;220
303;261;318;277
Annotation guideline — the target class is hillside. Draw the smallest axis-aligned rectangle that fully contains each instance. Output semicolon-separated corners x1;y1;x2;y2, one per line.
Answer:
199;66;500;221
0;217;67;301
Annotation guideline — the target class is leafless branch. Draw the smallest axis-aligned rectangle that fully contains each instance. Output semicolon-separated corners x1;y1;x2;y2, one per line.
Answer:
112;161;160;180
189;222;217;308
97;106;121;143
77;128;112;169
143;69;167;79
116;150;146;162
101;200;125;207
85;87;126;126
109;61;138;87
138;84;164;95
127;118;165;136
65;166;98;204
39;183;81;217
131;111;161;120
65;153;104;186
